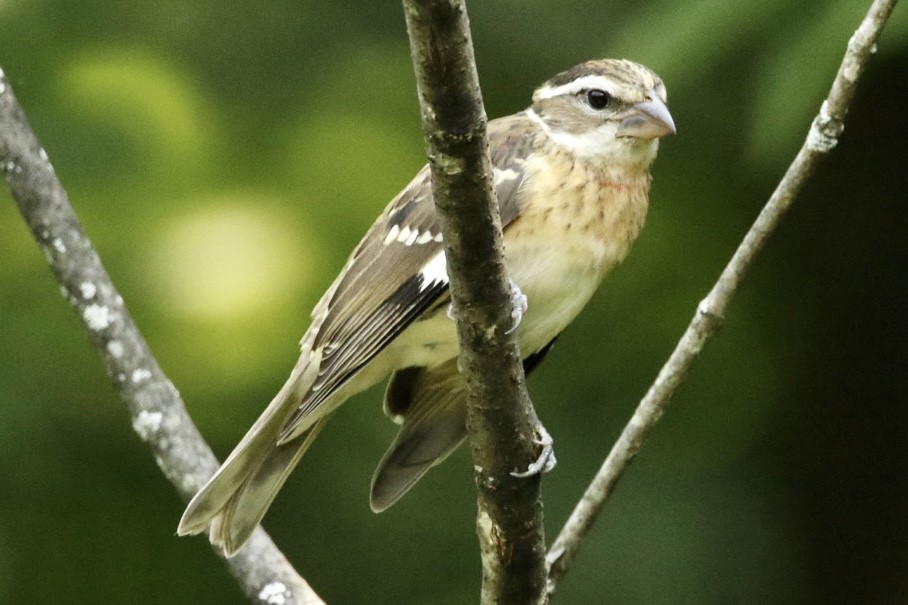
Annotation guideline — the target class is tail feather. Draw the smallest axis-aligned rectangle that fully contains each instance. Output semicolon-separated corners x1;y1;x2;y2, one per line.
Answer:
178;357;323;555
370;361;467;512
206;421;326;555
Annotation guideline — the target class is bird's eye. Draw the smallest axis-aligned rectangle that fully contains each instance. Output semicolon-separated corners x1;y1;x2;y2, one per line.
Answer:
586;89;611;110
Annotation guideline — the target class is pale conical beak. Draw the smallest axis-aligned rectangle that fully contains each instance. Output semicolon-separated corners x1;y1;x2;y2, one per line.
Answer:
616;94;676;140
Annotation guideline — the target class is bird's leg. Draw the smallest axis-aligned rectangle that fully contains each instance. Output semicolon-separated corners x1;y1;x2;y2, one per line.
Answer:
446;279;528;334
511;422;557;478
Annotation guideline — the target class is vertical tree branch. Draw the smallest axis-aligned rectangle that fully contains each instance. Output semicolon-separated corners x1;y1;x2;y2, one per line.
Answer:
400;1;548;603
0;67;325;605
545;0;900;592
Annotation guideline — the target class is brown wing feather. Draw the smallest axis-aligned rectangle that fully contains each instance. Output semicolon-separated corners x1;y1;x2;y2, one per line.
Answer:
281;112;540;436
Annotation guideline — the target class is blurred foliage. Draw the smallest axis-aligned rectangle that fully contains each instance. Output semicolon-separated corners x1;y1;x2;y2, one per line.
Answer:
1;0;907;603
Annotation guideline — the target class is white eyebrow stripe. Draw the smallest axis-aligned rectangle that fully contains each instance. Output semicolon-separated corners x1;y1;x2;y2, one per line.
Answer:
535;75;617;100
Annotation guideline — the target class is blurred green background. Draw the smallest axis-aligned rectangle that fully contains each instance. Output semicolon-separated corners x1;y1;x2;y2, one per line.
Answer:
2;1;907;603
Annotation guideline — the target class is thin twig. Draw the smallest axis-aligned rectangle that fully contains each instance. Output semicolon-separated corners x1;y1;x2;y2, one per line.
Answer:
401;1;548;603
546;0;900;592
0;67;325;605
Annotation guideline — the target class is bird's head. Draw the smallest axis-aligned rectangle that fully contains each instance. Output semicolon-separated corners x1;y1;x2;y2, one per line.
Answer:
529;59;675;171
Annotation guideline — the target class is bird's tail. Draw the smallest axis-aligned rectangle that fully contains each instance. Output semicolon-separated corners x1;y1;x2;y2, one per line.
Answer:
370;360;468;512
177;359;324;556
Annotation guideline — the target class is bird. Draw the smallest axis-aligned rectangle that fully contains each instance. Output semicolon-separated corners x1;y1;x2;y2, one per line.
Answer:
178;58;675;556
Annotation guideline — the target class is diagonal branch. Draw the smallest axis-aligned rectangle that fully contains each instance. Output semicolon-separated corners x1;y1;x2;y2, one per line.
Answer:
545;0;900;592
0;67;325;605
401;1;548;603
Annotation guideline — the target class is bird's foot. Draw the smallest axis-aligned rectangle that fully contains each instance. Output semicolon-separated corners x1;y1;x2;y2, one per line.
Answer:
511;423;557;478
446;280;527;334
505;280;528;335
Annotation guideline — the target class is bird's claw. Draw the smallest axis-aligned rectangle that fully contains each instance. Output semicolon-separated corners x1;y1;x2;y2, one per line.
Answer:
446;280;527;335
505;280;528;335
511;424;557;478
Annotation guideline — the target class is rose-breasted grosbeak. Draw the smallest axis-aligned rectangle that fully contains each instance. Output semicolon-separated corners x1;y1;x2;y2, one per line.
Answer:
179;58;675;555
